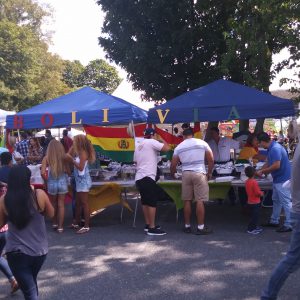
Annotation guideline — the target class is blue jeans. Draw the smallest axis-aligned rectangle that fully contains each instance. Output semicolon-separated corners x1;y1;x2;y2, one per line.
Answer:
248;203;261;231
270;183;292;227
261;212;300;299
7;251;47;300
0;232;14;281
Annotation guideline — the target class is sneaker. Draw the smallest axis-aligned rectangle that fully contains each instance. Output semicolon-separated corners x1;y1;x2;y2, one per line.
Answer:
247;229;262;235
144;224;161;232
147;227;167;236
276;226;292;233
195;226;213;235
261;222;280;228
183;226;192;234
255;227;263;233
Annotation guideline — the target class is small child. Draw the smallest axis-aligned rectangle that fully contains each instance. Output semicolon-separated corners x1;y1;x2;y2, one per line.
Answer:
245;166;264;234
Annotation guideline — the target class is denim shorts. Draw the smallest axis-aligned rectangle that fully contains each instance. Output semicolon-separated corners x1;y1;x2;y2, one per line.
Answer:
74;173;92;192
47;174;68;195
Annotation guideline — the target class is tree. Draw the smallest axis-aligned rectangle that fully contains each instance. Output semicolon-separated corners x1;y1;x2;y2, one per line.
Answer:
62;60;85;88
98;0;230;101
79;59;121;94
98;0;299;107
0;19;68;110
0;0;50;37
0;0;68;111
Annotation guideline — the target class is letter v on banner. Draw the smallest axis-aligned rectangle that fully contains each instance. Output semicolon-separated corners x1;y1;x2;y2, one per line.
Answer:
156;109;170;124
228;106;240;120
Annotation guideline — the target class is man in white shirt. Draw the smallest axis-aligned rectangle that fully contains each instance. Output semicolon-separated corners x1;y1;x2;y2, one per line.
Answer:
208;127;240;163
134;128;170;236
170;128;214;234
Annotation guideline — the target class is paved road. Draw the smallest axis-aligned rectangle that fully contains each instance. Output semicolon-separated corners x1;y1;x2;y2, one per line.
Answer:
0;199;299;300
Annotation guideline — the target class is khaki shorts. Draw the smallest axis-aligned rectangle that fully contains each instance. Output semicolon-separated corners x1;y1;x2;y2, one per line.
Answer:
182;171;209;202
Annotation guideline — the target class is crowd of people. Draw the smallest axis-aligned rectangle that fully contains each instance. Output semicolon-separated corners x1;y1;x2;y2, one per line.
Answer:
0;124;299;299
0;129;96;299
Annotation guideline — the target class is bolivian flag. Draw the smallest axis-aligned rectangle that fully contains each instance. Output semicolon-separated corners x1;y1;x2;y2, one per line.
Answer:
84;124;146;163
85;122;201;163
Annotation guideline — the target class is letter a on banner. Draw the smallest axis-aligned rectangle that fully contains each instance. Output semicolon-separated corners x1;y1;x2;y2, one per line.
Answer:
228;106;240;120
71;111;82;125
156;109;170;124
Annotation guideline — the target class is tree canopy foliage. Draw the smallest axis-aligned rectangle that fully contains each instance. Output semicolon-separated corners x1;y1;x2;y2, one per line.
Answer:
0;0;121;111
98;0;300;102
62;59;121;94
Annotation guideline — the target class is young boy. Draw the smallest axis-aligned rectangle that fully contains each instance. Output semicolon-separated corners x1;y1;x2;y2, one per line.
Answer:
245;166;264;234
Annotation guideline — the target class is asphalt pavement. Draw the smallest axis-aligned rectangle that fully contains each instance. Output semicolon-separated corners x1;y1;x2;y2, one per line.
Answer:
0;198;299;300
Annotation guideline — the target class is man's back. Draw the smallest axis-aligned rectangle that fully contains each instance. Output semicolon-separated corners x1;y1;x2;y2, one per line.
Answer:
134;139;163;181
268;141;291;183
174;138;210;173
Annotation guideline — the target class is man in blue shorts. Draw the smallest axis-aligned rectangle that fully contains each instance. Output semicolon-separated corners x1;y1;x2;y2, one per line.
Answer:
257;132;292;233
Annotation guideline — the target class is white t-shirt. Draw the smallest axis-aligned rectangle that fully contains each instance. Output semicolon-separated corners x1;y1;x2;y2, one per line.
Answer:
134;139;164;181
173;138;211;173
208;137;239;162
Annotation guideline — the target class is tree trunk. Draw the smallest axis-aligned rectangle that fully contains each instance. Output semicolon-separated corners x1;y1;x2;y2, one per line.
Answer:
205;121;219;142
239;119;249;132
255;118;265;133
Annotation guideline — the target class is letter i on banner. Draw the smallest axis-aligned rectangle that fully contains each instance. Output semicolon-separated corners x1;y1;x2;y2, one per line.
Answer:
102;109;109;123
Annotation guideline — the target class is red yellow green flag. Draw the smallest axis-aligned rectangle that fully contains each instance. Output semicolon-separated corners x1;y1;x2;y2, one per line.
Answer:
84;124;146;163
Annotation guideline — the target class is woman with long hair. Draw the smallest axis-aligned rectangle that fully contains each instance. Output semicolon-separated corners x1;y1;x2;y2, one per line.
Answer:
0;184;18;295
0;165;54;300
67;135;95;234
28;137;43;165
41;139;70;233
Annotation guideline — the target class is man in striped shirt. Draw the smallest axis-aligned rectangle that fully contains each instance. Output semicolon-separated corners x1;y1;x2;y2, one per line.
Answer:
171;128;214;234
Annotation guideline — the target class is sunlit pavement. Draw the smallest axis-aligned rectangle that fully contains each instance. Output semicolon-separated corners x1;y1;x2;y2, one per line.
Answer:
0;199;298;300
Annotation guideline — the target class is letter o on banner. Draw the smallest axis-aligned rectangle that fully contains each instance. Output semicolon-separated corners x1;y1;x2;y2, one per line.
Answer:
41;113;54;128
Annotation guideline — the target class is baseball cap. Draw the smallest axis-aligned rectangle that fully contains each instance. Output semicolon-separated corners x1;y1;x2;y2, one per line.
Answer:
144;128;156;137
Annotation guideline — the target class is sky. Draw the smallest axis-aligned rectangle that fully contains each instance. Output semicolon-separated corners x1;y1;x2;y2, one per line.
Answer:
38;0;296;109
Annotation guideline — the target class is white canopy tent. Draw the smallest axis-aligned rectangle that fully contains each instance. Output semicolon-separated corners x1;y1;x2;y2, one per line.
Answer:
0;109;15;126
35;128;85;139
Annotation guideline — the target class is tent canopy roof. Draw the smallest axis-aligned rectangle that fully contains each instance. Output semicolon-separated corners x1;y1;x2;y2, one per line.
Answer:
6;87;148;129
148;79;295;123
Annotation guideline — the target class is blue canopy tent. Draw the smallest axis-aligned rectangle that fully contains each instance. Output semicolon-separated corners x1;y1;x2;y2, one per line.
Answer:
6;87;148;129
147;79;295;124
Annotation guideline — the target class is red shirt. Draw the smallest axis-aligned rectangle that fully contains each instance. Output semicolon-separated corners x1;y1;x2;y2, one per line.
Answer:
245;178;263;204
62;136;73;153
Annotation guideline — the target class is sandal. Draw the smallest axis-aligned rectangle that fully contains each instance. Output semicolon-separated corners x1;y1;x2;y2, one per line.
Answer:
76;227;90;234
52;224;58;230
57;228;64;233
69;224;79;229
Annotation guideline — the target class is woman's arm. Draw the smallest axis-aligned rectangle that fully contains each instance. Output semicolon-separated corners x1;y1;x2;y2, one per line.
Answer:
41;156;48;181
63;155;72;175
35;147;43;162
74;151;88;172
36;189;54;218
27;148;33;162
0;196;7;228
